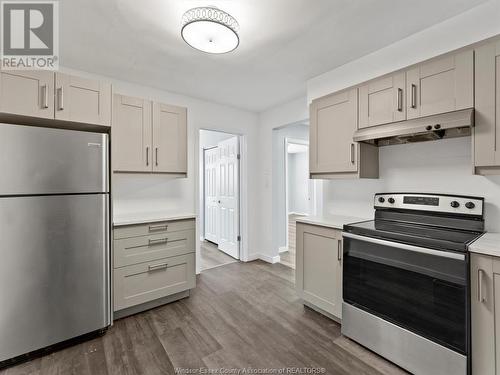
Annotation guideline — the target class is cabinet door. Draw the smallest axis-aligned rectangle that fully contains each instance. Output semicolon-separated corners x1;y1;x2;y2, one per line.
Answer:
474;40;500;171
406;50;473;119
310;88;358;174
359;72;405;128
0;71;54;119
112;94;152;172
470;254;495;375
55;73;111;126
296;223;343;319
152;102;187;174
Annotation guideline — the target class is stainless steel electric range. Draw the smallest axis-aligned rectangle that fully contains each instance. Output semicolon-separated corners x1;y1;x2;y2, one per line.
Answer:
342;193;485;375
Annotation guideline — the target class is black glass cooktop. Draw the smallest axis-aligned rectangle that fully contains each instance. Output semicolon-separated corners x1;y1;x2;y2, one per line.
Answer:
344;219;484;252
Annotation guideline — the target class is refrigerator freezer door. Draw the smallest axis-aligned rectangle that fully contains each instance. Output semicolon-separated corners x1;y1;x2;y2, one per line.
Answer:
0;124;108;195
0;194;110;362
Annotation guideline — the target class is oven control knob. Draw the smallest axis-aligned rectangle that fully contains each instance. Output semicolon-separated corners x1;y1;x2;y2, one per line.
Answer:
450;201;460;208
378;197;385;203
388;198;395;204
465;202;476;209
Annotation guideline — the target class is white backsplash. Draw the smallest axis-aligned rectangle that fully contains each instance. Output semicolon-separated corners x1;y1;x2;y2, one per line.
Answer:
112;173;194;216
323;137;500;232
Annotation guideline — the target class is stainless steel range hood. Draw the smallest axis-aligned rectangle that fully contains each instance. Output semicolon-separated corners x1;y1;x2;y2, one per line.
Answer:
353;108;474;146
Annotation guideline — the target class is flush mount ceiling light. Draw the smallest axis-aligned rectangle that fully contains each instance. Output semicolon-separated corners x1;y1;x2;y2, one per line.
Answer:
181;6;239;54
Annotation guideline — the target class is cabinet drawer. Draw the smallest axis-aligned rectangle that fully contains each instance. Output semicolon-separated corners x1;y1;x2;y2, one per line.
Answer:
114;229;195;268
114;253;195;312
114;219;195;239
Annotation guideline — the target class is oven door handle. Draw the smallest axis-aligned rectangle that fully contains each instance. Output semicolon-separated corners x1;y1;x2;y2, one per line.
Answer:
342;232;465;260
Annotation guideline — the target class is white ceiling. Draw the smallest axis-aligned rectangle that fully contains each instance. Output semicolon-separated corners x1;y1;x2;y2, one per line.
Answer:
60;0;487;112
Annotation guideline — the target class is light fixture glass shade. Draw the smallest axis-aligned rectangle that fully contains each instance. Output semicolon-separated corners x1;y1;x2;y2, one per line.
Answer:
181;7;239;54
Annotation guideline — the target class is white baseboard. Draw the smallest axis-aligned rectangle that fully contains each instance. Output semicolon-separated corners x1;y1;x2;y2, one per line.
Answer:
279;246;288;253
244;253;281;264
244;253;260;262
259;254;281;264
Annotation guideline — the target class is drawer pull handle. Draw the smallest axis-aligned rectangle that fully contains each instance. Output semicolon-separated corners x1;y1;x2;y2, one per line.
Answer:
149;224;168;231
148;238;168;246
148;263;168;271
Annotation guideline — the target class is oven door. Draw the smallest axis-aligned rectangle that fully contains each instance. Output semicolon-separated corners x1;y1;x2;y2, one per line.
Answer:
342;232;468;355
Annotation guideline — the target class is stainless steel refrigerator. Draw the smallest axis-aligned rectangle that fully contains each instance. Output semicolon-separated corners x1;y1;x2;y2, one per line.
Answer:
0;124;111;364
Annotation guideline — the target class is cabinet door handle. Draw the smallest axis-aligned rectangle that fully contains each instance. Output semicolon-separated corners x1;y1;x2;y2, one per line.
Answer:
146;147;150;166
57;87;64;110
350;143;355;164
148;263;168;272
149;224;168;231
411;84;417;109
478;269;486;303
397;88;403;112
41;85;49;109
155;147;159;166
148;238;168;246
337;240;342;261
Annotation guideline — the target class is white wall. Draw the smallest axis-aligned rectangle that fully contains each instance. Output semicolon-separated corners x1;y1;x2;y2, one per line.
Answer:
308;0;500;103
288;150;309;215
60;67;261;266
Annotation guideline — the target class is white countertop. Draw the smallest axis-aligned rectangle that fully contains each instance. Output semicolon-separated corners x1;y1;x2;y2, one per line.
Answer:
295;214;369;230
469;233;500;257
113;212;197;227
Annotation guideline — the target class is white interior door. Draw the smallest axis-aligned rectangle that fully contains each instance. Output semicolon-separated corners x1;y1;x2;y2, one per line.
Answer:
204;148;219;243
217;137;240;259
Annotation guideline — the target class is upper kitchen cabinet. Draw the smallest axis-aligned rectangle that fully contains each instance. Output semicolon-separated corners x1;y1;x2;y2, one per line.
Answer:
474;40;500;175
55;73;111;126
0;71;112;128
0;70;54;119
406;49;473;120
152;102;187;174
112;94;152;173
359;72;406;128
310;88;378;179
112;93;188;177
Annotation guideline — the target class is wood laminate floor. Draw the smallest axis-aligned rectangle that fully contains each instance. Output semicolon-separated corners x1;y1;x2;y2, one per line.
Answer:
200;240;238;271
1;261;407;375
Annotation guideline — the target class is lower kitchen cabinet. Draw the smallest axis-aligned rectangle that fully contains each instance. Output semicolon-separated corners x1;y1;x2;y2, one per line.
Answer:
471;253;500;375
296;223;343;320
113;218;196;318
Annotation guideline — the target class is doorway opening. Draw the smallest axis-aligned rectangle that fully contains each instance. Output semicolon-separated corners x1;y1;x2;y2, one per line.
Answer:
282;138;310;269
199;129;241;272
272;122;315;270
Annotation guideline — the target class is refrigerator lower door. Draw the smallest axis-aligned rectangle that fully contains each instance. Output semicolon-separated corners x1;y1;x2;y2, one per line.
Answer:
0;123;108;195
0;194;110;362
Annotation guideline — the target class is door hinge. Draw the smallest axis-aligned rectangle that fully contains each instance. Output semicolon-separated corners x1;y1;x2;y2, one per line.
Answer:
237;154;241;160
237;235;241;241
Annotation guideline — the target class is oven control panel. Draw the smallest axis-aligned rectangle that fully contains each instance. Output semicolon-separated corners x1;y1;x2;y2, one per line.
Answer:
374;193;484;216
